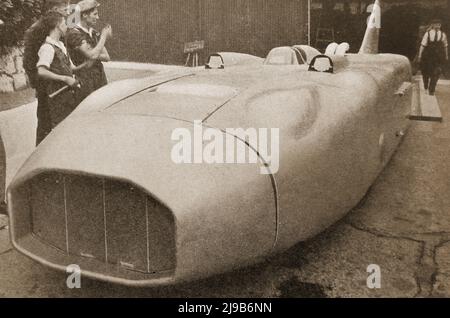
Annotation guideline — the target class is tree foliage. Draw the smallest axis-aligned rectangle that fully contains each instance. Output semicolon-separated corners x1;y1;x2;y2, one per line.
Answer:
0;0;43;52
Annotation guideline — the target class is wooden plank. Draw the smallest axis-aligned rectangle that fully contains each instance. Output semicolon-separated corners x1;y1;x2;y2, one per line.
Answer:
420;92;443;122
409;79;443;122
408;80;422;119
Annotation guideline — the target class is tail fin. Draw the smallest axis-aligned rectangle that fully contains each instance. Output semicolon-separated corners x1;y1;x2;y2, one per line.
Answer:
359;0;381;54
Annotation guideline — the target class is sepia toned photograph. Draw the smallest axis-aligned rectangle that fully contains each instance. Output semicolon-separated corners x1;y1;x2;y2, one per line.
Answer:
0;0;449;301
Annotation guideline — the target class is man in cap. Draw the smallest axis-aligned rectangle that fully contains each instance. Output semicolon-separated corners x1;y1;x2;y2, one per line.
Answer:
418;18;448;96
66;0;112;102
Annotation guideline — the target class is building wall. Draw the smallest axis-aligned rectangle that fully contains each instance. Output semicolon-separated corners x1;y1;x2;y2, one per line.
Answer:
98;0;448;65
99;0;308;65
310;0;450;58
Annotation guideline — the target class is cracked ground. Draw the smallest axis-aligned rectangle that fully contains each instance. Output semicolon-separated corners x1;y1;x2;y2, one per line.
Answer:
0;72;449;298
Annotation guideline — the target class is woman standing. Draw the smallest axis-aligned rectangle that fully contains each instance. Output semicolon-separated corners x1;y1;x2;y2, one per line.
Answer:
24;12;85;145
418;19;449;96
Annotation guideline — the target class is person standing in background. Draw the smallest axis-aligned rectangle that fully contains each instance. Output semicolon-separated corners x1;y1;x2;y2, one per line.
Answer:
418;19;449;96
23;12;87;145
66;0;112;102
22;0;71;145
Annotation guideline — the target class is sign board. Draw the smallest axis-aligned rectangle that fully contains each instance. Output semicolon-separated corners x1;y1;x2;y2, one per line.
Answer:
184;40;205;53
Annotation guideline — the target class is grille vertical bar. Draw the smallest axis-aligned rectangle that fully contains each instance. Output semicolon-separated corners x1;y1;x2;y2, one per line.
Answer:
63;176;69;254
102;178;108;263
146;198;176;272
104;181;148;272
30;173;67;252
65;175;106;261
145;196;150;273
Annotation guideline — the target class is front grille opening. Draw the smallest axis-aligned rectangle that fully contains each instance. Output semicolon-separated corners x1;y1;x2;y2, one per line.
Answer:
29;172;176;274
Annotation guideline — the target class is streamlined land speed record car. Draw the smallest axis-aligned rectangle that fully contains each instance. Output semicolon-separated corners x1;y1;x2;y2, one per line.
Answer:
7;0;415;286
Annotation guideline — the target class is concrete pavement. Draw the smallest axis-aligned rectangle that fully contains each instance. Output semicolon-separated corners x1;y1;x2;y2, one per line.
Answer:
0;73;449;298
